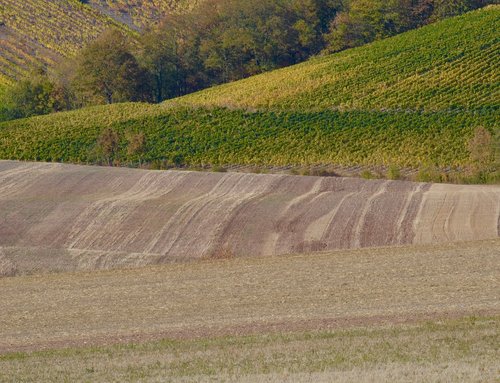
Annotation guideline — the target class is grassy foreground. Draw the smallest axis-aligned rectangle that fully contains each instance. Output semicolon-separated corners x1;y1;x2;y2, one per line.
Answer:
0;316;498;382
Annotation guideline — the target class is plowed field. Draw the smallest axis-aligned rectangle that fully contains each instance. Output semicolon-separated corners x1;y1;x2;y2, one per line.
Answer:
0;161;498;275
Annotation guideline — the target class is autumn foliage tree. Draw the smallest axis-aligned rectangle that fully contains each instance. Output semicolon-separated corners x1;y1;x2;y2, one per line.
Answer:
96;128;120;165
126;131;147;165
468;127;495;172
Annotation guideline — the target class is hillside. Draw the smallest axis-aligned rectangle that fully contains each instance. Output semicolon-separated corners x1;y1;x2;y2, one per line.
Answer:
87;0;201;29
0;7;498;174
178;6;499;112
0;0;201;87
0;160;498;275
0;0;134;86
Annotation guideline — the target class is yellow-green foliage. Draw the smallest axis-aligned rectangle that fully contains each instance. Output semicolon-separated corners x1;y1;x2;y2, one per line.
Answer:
0;105;496;169
178;6;500;112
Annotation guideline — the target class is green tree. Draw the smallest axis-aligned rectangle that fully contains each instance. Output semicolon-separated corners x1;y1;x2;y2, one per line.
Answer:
0;67;71;121
73;29;150;105
430;0;484;21
326;0;413;52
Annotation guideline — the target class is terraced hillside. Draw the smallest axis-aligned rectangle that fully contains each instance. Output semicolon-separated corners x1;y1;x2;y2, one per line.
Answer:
0;0;132;85
0;161;498;275
1;7;498;173
0;0;200;86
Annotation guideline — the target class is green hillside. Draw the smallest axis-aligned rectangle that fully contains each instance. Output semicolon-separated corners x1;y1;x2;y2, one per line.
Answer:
0;7;498;178
178;6;500;112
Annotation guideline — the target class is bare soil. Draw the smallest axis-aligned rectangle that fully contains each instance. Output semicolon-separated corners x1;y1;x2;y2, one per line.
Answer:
1;161;498;275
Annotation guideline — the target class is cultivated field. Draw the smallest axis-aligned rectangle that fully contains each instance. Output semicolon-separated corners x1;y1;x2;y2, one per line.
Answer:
0;160;499;275
0;0;199;85
0;239;498;381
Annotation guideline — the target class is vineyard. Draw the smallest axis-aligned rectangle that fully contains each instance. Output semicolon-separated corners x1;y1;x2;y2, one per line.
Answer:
87;0;201;29
178;6;500;112
0;0;197;85
0;7;498;174
0;0;134;84
0;105;496;169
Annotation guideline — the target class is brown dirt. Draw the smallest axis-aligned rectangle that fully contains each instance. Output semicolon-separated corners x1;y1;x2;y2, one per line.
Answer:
0;161;498;275
0;239;498;354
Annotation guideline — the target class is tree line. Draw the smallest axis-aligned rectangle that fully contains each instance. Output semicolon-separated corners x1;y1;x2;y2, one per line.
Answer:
0;0;493;121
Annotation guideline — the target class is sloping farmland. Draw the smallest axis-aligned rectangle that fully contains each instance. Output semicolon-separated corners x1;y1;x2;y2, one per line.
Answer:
0;160;498;275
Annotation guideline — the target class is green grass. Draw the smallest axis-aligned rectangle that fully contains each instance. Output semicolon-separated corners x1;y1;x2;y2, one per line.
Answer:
0;7;498;174
0;316;497;382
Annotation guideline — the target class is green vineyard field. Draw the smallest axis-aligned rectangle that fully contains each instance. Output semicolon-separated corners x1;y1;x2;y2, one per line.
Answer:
0;105;496;169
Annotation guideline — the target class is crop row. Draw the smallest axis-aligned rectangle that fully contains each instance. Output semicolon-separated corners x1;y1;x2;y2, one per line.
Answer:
0;105;496;169
0;0;131;83
87;0;199;28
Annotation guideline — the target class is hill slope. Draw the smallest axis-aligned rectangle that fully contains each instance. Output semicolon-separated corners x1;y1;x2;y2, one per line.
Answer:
0;0;132;85
178;6;500;112
0;7;498;173
1;161;498;275
87;0;201;29
0;0;200;86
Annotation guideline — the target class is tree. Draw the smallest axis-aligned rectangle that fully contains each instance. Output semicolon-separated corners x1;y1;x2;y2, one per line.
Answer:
73;29;150;105
468;126;494;172
325;0;413;52
0;67;72;121
194;0;341;84
97;128;120;166
430;0;481;21
126;131;146;165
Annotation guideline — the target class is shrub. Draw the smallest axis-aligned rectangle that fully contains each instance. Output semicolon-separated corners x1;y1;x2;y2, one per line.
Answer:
387;164;401;180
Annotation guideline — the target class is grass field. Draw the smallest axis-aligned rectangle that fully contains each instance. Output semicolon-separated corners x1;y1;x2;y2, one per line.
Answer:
0;239;498;381
1;317;497;382
1;7;498;174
